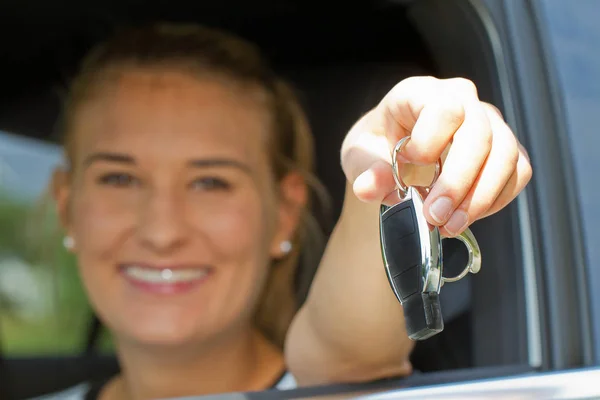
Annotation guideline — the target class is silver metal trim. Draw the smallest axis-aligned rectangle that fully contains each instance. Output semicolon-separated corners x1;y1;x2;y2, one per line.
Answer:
354;367;600;400
410;186;443;294
441;227;482;286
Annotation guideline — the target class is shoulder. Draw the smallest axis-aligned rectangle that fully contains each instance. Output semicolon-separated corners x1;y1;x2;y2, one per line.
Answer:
274;371;297;390
27;382;90;400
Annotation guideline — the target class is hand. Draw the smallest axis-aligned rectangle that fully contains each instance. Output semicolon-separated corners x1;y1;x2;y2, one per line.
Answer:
341;76;533;237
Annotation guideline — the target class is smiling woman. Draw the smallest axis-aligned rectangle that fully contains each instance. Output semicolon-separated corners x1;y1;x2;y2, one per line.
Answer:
45;23;327;399
31;20;531;400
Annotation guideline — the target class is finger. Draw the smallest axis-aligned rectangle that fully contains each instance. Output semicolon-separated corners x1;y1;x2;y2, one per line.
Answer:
341;127;392;184
353;159;397;203
482;101;504;119
378;77;468;165
352;157;442;203
477;146;533;219
438;109;520;236
422;100;493;227
517;140;531;164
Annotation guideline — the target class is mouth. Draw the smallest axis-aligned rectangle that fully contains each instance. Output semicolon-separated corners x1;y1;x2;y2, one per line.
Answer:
119;264;211;294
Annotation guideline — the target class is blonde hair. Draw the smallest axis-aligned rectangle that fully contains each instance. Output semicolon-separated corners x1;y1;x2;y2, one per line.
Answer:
57;23;329;348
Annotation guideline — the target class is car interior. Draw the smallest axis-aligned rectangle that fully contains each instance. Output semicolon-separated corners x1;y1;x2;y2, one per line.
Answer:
0;0;536;398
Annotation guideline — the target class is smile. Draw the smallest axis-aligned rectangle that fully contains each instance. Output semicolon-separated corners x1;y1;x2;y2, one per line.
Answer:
120;264;211;294
123;265;209;283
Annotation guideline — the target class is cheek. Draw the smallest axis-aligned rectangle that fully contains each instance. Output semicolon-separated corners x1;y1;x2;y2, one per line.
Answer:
187;191;275;318
70;189;137;260
197;197;266;259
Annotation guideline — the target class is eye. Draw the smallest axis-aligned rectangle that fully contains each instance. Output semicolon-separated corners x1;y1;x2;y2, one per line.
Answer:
190;177;231;191
96;172;140;187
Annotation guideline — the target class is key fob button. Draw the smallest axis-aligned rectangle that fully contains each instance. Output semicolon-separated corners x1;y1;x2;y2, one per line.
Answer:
381;205;416;239
392;265;420;301
381;204;422;277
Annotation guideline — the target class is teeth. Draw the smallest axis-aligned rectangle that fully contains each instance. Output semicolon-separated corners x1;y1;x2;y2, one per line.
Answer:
123;266;208;283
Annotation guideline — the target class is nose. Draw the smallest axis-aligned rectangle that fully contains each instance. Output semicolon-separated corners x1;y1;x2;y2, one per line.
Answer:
137;189;188;254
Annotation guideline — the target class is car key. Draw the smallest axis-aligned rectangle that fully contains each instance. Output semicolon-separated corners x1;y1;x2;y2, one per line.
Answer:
380;137;481;341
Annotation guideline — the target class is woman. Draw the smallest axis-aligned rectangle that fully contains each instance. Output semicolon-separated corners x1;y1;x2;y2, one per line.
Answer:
43;22;532;399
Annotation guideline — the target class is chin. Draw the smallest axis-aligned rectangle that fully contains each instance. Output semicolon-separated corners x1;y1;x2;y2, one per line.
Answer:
108;303;247;350
86;268;260;350
126;327;201;348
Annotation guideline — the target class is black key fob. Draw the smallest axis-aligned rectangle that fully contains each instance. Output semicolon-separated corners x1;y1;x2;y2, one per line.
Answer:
380;136;481;341
380;186;444;340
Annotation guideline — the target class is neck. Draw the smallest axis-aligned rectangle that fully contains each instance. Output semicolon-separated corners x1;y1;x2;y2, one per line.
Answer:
104;326;284;400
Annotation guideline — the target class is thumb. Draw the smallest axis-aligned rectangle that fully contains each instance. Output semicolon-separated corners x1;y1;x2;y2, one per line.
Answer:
352;160;397;203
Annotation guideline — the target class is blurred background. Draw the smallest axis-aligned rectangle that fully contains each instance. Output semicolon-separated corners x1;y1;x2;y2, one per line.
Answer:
0;132;113;355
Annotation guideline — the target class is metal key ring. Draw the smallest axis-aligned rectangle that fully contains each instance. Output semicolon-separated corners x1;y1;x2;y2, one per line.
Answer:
392;136;442;199
440;228;482;287
392;136;481;285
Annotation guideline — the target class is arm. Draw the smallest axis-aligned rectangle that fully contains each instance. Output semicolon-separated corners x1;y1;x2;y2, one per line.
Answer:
285;77;532;386
285;179;415;386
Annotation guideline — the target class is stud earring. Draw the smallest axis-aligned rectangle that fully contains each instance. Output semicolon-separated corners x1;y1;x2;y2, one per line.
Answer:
280;240;292;254
63;236;75;250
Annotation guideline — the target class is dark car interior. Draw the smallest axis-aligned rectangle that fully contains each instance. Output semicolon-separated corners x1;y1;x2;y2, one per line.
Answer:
0;0;535;398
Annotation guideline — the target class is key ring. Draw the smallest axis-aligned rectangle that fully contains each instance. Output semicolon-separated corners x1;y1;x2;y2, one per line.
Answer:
392;136;442;199
440;228;481;286
391;136;481;285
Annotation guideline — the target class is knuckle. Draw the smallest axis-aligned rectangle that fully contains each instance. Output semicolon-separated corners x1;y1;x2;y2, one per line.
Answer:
494;122;519;169
438;97;466;128
483;101;504;119
446;77;478;96
459;78;478;95
518;141;532;163
520;154;534;183
402;75;437;86
393;76;437;97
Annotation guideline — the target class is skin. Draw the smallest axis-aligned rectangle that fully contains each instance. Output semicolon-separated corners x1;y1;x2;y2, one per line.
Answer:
54;70;305;399
287;76;532;384
54;69;532;398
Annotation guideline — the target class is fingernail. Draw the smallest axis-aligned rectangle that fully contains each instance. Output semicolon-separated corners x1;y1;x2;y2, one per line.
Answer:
445;211;469;236
429;196;453;223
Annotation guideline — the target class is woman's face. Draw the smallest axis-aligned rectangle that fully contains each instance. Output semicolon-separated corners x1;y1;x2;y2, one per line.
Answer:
54;69;302;346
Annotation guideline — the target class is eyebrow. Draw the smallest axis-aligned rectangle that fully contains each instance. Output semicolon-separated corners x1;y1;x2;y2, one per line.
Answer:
83;152;134;167
82;152;252;173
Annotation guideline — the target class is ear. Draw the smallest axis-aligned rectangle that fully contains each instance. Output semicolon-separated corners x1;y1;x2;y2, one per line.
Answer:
51;166;75;251
269;172;308;259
